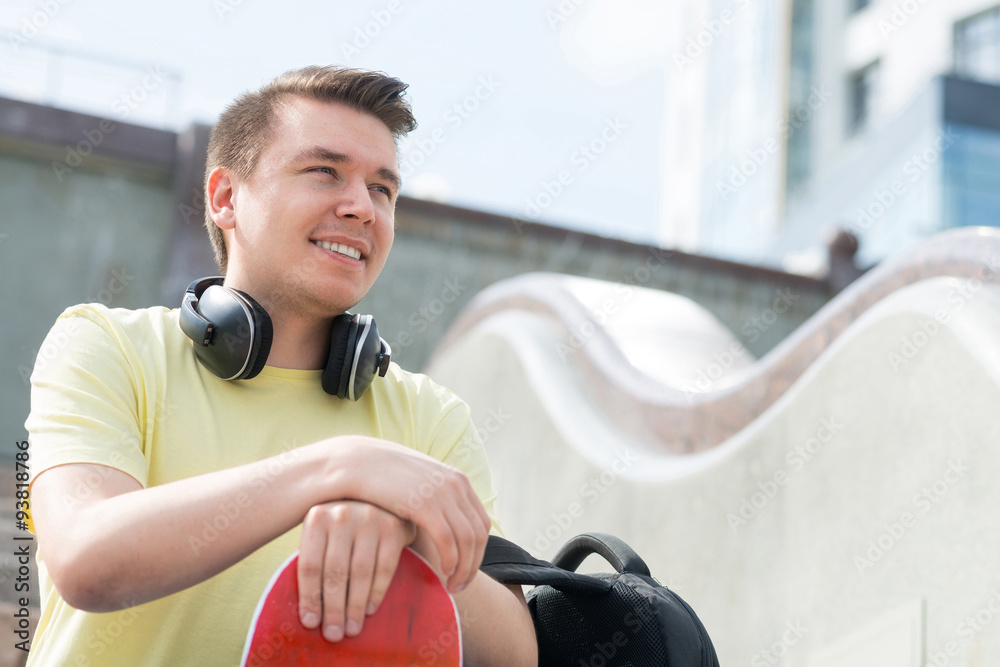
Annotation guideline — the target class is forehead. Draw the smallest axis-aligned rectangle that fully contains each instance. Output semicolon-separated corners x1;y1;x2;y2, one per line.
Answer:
261;96;398;168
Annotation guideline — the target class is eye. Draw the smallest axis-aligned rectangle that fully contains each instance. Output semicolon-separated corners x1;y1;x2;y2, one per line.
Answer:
370;184;392;197
311;167;335;176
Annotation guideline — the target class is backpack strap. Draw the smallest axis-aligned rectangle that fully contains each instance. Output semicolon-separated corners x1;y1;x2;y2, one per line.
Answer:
551;532;651;576
480;536;612;594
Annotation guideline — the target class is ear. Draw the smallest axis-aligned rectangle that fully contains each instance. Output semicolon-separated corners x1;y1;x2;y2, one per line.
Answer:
207;167;237;232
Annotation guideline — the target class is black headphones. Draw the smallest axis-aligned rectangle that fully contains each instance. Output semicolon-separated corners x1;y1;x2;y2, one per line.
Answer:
179;277;391;400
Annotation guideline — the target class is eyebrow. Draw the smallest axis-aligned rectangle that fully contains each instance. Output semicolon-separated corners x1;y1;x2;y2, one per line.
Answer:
292;146;401;193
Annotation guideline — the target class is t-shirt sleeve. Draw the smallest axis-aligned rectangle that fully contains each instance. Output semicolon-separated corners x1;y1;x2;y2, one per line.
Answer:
25;306;149;489
425;399;504;537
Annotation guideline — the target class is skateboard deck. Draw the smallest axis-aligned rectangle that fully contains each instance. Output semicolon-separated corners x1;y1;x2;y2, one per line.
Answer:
240;548;462;666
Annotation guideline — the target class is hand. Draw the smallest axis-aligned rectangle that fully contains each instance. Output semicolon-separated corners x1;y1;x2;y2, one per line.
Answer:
296;500;416;642
326;436;491;594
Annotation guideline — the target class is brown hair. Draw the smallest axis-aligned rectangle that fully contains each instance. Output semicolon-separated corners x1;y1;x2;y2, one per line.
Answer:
203;66;417;272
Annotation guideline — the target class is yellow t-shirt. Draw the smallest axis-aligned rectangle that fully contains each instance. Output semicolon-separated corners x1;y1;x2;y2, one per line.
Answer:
25;304;499;666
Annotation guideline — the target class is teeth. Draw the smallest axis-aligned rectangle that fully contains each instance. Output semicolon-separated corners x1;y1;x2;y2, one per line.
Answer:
313;240;361;260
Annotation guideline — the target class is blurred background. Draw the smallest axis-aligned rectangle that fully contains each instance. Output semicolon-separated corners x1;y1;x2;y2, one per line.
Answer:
3;0;1000;455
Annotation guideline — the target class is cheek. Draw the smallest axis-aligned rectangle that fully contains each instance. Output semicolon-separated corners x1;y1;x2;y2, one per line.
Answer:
375;208;394;250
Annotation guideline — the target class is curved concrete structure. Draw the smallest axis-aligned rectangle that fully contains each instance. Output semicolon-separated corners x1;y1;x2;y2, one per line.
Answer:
428;228;1000;665
431;227;1000;453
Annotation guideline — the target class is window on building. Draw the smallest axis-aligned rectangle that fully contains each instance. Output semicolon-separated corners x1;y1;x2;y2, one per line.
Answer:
848;61;879;135
786;0;815;193
955;7;1000;85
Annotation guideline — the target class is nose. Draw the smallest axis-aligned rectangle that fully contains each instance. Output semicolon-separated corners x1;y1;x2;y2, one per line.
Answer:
335;178;375;224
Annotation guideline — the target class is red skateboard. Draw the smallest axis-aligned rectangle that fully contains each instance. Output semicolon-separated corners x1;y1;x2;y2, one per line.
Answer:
240;548;462;666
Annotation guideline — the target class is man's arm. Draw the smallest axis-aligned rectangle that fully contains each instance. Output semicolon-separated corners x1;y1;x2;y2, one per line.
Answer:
456;576;538;666
30;435;488;612
407;527;538;666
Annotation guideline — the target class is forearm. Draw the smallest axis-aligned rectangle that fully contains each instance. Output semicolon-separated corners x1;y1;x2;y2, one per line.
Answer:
454;573;538;667
37;440;351;611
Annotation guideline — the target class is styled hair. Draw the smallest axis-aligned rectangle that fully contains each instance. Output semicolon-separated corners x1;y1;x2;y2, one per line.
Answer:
203;66;417;272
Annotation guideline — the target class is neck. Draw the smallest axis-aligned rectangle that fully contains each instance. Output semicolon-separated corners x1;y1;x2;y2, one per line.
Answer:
265;309;333;370
223;272;334;370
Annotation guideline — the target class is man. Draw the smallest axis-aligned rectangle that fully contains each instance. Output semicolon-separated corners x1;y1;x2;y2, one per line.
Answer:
26;66;537;665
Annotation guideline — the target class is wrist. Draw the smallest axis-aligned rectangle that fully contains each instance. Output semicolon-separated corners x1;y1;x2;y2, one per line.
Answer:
298;436;360;505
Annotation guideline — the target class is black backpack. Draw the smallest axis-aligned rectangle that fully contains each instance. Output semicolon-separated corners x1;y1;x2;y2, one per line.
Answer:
481;532;720;667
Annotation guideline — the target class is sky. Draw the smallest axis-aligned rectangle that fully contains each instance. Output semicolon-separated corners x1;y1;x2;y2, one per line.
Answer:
0;0;670;248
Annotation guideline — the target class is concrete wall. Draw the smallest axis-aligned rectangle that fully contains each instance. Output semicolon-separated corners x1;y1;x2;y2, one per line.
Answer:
1;150;175;460
0;94;831;459
427;260;1000;665
358;199;831;372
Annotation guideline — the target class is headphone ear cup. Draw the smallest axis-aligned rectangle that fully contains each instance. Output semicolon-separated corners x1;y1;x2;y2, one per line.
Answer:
322;314;358;397
232;289;273;380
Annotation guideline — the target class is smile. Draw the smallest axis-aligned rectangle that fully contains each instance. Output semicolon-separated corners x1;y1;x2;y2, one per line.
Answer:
312;240;362;260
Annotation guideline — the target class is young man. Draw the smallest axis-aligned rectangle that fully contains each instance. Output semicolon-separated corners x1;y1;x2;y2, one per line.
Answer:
26;66;537;665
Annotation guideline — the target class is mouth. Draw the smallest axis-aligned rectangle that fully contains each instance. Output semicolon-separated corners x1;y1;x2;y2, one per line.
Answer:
311;240;363;261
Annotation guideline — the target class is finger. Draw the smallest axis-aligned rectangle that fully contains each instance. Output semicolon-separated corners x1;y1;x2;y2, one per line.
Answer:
419;505;461;582
343;529;378;638
320;534;353;643
366;522;413;616
439;475;489;592
441;500;480;593
297;510;329;630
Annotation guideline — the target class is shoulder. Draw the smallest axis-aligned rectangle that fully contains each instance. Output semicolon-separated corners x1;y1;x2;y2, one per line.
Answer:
49;303;176;340
34;303;180;381
368;363;477;448
379;363;468;414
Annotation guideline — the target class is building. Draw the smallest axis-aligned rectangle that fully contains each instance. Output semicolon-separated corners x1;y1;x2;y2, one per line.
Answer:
771;0;1000;269
656;0;1000;270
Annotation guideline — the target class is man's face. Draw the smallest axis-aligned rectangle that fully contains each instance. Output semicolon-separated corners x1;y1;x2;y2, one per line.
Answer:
221;96;399;317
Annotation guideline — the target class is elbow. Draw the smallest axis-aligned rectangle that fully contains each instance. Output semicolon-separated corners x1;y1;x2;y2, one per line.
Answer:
46;550;130;613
